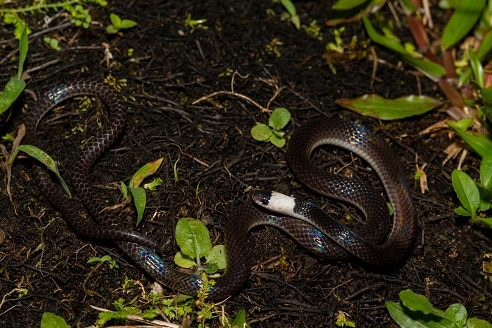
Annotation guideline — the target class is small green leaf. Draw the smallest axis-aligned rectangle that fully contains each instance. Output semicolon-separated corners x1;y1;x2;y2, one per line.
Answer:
452;170;480;218
480;156;492;189
270;133;286;148
231;309;250;328
120;181;128;199
469;47;484;88
443;303;467;326
251;123;273;141
336;94;442;120
18;26;28;79
109;13;122;27
386;301;422;327
106;25;118;34
175;218;213;260
205;245;226;270
18;145;71;197
174;251;196;269
204;262;219;274
41;312;70;328
441;0;486;50
280;0;297;17
0;77;26;115
129;186;146;226
454;206;471;217
119;18;137;29
467;317;492;327
269;107;291;130
129;158;163;188
474;217;492;229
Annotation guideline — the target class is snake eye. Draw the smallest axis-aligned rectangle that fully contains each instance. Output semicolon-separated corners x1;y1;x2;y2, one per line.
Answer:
250;190;272;206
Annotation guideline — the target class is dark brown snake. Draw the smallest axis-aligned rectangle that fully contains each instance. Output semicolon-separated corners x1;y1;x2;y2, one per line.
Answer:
25;81;416;299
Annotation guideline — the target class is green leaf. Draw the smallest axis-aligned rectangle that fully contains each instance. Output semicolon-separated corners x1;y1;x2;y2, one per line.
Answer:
18;26;28;79
205;245;226;270
269;107;291;130
129;158;163;188
231;309;250;328
443;303;467;326
448;120;492;158
452;170;480;217
175;218;213;260
441;0;486;50
0;77;25;115
280;0;297;17
270;133;286;148
454;205;471;217
174;251;195;269
467;317;492;327
336;94;442;120
480;156;492;189
332;0;369;10
362;16;445;80
128;186;146;226
120;18;137;29
17;145;71;197
474;217;492;229
106;25;118;34
41;312;70;328
251;123;273;141
469;47;484;88
399;289;443;316
481;87;492;105
109;13;122;28
386;301;426;328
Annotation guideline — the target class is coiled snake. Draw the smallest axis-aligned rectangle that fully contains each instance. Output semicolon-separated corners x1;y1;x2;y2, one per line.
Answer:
25;81;416;299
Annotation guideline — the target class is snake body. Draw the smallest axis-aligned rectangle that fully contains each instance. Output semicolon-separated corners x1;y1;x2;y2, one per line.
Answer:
25;81;416;298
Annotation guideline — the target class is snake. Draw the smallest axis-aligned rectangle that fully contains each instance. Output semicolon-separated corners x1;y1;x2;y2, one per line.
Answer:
25;80;416;299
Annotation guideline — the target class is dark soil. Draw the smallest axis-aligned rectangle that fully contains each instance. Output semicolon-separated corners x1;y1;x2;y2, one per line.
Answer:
1;1;491;327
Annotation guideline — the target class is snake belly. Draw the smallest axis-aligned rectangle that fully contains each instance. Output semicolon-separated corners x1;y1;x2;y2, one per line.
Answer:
25;81;416;298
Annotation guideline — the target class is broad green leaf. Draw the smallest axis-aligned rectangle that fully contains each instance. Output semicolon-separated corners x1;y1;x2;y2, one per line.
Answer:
18;26;28;78
175;218;212;260
386;301;429;328
0;77;26;115
174;251;195;268
251;123;273;141
362;16;446;80
443;303;467;326
205;245;226;270
467;317;492;328
119;19;137;29
481;88;492;105
336;94;442;120
269;107;291;130
399;289;443;316
129;186;146;226
441;0;486;50
129;158;163;188
479;198;491;211
448;121;492;158
41;312;70;328
452;170;480;217
17;145;71;197
480;156;492;189
469;47;484;88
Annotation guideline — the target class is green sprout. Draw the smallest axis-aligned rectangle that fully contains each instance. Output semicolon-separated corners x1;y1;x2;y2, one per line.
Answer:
184;13;208;32
106;13;137;34
251;107;291;148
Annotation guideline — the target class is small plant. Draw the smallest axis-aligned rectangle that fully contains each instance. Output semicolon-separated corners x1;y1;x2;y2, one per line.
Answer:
251;107;291;148
184;13;208;33
120;158;163;226
386;289;491;327
106;13;137;34
87;254;119;270
452;156;492;229
40;312;70;328
173;218;226;275
0;26;27;115
277;0;300;29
